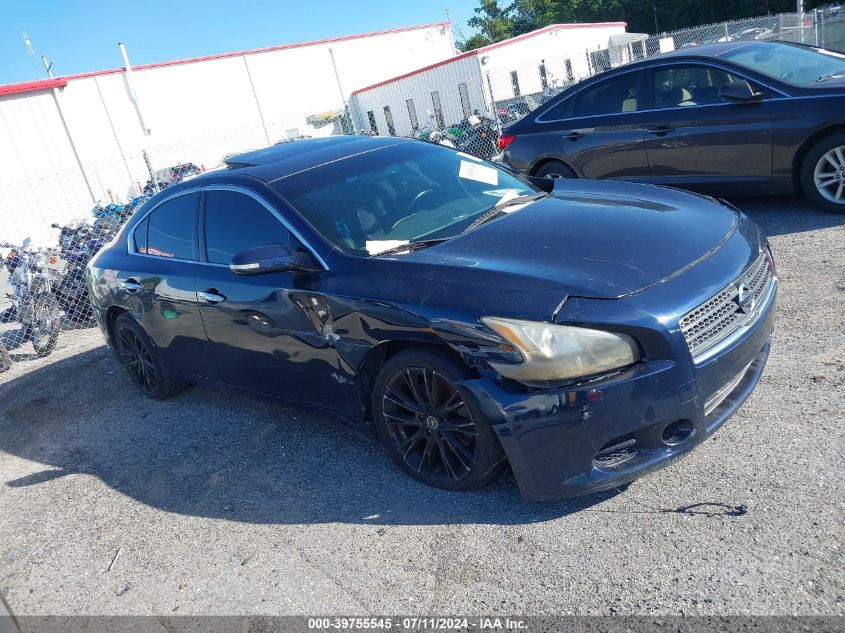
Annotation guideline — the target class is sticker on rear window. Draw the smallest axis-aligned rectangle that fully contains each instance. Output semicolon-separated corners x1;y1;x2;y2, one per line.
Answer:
459;160;498;186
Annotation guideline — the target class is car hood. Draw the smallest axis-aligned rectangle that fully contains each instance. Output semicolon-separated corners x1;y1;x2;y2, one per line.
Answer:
398;180;739;300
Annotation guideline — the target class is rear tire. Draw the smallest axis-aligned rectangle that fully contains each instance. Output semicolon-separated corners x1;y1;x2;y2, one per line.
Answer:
113;313;187;400
372;347;507;492
534;160;577;180
800;132;845;214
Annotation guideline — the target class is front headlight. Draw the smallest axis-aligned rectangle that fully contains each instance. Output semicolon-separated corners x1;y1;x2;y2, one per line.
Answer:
482;317;640;382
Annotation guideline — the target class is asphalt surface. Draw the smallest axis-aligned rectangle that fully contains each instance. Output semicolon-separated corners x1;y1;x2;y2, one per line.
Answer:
0;195;842;616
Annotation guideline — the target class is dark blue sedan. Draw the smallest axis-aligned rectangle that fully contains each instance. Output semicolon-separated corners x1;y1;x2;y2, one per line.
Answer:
87;136;777;501
499;41;845;214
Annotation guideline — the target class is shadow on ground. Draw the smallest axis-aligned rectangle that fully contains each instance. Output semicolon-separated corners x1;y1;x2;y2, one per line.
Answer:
0;347;621;526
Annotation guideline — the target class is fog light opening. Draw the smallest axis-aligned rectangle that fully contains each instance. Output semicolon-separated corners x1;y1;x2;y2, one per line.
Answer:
661;420;694;446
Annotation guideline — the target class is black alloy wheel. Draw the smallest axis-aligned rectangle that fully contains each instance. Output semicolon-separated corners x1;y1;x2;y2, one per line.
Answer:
372;348;506;491
118;325;157;393
113;313;187;400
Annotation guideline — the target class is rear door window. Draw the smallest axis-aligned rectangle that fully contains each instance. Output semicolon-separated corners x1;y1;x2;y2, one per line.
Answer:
145;193;199;259
203;190;291;265
571;72;639;117
651;65;742;108
539;72;639;121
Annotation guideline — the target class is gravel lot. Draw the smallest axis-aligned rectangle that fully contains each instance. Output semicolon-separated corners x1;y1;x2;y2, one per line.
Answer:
0;195;843;617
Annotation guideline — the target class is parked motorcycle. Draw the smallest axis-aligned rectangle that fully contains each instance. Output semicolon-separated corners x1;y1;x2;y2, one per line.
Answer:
456;114;499;160
3;239;62;358
51;199;142;321
413;115;457;148
51;223;98;321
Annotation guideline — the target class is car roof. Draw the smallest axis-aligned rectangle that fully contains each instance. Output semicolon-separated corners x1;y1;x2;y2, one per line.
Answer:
652;40;759;60
206;135;413;183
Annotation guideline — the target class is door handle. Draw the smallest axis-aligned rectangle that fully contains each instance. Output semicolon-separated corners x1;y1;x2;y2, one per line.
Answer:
199;289;227;304
646;125;674;136
563;132;584;141
121;278;142;293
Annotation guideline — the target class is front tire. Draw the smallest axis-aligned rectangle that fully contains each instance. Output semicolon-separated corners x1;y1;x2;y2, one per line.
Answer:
26;295;61;358
113;313;187;400
800;132;845;214
372;348;507;491
534;160;577;180
0;342;10;373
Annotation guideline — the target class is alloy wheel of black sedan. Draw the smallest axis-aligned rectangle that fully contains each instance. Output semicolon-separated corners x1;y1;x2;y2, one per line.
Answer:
117;324;158;393
382;366;478;483
373;349;506;491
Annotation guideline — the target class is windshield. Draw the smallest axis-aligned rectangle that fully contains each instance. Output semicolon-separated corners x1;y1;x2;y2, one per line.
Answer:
721;42;845;86
274;142;536;256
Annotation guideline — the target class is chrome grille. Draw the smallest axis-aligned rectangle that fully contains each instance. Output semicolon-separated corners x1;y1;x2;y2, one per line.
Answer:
680;252;773;359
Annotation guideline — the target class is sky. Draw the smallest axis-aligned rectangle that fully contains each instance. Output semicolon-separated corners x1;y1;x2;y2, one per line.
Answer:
0;0;481;85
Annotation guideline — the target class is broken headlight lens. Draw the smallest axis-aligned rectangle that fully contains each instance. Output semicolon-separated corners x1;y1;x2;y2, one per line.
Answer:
481;317;640;382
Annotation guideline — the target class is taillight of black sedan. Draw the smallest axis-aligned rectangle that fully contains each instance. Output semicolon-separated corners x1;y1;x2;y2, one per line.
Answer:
87;136;777;500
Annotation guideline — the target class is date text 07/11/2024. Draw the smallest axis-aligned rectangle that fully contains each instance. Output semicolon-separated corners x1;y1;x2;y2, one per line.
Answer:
307;617;527;630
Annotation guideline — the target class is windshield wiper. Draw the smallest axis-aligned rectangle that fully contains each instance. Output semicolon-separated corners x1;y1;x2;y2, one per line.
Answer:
463;192;549;233
816;72;845;83
372;238;452;257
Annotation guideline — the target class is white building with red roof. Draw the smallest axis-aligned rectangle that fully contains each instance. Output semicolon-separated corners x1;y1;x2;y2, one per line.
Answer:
348;22;629;137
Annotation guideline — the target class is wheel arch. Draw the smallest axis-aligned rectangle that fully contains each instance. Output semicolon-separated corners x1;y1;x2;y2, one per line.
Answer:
792;124;845;194
529;155;580;178
355;340;480;423
104;305;130;348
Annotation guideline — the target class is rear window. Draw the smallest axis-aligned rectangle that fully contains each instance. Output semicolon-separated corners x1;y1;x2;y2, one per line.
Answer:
145;193;198;260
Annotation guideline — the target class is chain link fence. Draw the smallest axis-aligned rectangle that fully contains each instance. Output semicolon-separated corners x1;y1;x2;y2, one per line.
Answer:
0;10;842;373
0;106;351;372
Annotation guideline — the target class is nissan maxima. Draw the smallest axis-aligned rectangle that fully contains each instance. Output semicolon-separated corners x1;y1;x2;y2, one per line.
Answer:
87;136;777;501
499;41;845;214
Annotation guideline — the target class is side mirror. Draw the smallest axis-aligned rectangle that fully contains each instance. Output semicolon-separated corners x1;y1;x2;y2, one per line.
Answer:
51;223;60;229
229;244;323;275
719;80;763;103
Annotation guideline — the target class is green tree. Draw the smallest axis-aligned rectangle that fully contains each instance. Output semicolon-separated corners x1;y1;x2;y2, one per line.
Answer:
467;0;517;42
460;0;803;43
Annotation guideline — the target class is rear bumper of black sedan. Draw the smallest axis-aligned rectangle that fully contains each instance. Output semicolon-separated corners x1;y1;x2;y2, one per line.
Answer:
457;286;776;502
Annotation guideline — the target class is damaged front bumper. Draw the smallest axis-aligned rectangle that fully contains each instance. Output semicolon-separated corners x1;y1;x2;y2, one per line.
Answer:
457;282;776;502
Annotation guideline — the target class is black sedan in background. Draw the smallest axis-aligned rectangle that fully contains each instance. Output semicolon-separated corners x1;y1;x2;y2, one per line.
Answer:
87;137;777;501
499;41;845;213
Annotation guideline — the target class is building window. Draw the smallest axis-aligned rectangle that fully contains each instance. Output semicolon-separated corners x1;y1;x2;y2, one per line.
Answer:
539;63;548;90
367;110;378;135
565;59;574;82
383;105;396;136
431;91;444;128
510;71;521;97
406;99;419;131
458;83;471;119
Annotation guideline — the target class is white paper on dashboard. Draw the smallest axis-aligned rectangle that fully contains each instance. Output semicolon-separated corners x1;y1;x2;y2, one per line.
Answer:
458;160;498;186
366;240;409;255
